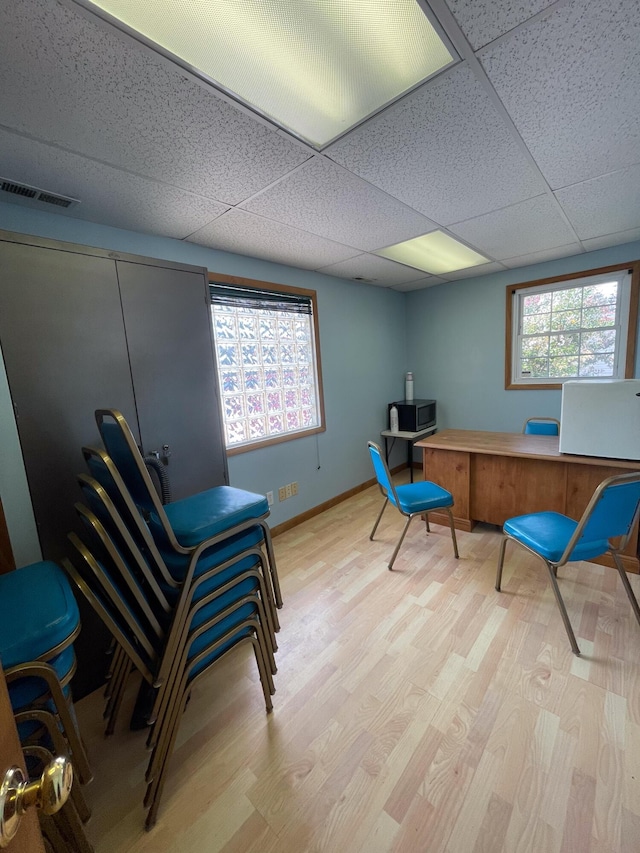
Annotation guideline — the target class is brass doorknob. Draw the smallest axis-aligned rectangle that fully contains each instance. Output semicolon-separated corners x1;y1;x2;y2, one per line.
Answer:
0;757;73;847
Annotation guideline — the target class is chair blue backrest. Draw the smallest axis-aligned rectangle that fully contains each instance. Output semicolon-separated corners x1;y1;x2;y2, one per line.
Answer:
559;471;640;565
566;473;640;561
368;442;399;507
523;418;560;436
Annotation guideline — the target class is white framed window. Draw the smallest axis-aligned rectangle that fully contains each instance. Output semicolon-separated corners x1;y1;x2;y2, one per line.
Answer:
506;262;639;390
210;275;325;453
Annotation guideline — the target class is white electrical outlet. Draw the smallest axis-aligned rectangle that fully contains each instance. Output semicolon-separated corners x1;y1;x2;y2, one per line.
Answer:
278;486;286;502
291;481;298;496
285;483;292;499
266;490;274;506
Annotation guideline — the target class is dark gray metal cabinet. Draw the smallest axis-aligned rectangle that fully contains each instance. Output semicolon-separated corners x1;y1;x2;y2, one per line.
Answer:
0;230;228;694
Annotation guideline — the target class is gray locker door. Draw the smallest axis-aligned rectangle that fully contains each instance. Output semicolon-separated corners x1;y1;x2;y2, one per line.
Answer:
0;240;139;561
116;260;228;499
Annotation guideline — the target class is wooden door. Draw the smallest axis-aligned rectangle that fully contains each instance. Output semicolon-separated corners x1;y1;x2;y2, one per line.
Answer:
0;662;45;852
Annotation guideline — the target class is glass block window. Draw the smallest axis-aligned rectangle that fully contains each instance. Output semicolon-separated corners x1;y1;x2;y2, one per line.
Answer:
507;266;636;389
210;278;324;451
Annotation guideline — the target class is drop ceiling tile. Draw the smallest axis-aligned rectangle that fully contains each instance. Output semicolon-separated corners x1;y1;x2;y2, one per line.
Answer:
447;0;556;50
449;195;577;260
241;156;437;252
501;243;584;269
186;209;359;270
315;253;425;286
0;129;228;237
438;261;506;280
581;228;640;252
480;0;640;188
555;165;640;240
392;277;445;292
326;64;546;225
0;0;310;204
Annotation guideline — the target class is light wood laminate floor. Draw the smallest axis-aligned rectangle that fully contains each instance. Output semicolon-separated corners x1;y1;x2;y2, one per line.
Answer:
76;475;640;852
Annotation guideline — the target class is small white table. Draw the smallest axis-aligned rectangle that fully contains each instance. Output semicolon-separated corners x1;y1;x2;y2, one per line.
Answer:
380;426;438;482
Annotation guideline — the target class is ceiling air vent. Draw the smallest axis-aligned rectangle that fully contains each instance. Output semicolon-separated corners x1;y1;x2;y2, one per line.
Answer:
0;178;79;210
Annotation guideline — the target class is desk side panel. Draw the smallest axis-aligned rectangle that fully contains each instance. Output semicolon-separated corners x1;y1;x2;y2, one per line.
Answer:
470;455;567;526
424;448;472;530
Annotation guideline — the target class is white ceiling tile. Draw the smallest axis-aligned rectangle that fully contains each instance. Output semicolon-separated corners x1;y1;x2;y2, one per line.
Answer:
326;64;546;225
449;195;577;259
438;261;506;280
555;165;640;240
0;0;310;204
581;228;640;252
480;0;640;188
0;128;228;237
186;209;359;270
392;277;445;292
315;253;425;286
447;0;557;50
241;156;437;252
501;243;584;269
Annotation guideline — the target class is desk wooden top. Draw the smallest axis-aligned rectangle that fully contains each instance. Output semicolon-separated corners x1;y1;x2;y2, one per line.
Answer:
416;429;640;470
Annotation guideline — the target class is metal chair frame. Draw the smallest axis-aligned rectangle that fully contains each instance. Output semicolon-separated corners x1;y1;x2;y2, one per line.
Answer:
64;528;275;826
72;494;277;731
496;471;640;654
5;660;92;785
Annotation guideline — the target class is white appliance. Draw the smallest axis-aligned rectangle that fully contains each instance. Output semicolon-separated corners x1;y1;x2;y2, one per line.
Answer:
559;379;640;460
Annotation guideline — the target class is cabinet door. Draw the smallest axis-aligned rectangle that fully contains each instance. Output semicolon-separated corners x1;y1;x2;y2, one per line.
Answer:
116;260;228;498
0;241;139;561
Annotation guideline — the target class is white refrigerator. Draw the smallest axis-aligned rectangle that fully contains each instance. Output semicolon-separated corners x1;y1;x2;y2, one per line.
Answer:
559;379;640;460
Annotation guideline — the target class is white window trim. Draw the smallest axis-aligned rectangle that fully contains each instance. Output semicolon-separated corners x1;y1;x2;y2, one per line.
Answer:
505;261;639;391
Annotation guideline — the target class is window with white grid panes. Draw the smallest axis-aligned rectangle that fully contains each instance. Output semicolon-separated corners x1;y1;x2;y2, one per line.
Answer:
506;263;638;390
210;279;324;451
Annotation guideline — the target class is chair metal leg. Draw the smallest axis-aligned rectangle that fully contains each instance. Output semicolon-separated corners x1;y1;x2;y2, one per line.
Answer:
388;516;413;571
495;535;509;591
424;513;430;533
370;498;388;541
445;508;459;559
612;553;640;627
545;561;580;655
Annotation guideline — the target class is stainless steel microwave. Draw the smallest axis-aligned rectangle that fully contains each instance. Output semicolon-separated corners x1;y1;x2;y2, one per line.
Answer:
389;399;436;432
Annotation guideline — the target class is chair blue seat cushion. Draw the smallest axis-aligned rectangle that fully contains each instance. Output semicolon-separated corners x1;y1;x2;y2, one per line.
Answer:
0;562;80;668
504;511;609;563
161;527;264;580
394;481;453;515
153;486;269;548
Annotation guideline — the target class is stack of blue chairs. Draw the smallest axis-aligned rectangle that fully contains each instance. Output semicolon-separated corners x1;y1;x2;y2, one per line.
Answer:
63;408;281;828
0;560;93;849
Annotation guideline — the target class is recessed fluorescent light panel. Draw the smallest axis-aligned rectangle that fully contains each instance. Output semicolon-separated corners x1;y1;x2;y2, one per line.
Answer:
375;231;489;275
76;0;457;148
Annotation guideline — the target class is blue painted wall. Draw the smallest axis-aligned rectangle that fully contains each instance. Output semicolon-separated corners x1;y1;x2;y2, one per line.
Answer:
406;243;640;454
0;202;408;564
1;200;639;564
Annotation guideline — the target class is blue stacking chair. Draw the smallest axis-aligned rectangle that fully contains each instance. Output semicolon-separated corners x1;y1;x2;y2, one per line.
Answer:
94;409;282;611
79;448;279;638
496;471;640;654
65;495;276;828
367;441;459;570
0;561;92;788
523;417;560;435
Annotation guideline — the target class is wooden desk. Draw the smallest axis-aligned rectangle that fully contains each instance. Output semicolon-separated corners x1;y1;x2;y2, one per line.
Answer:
416;429;640;573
